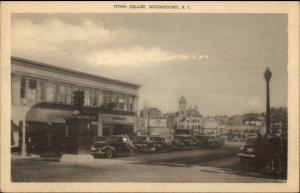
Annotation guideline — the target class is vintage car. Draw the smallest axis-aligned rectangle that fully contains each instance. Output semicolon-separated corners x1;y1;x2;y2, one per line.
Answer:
90;135;135;158
148;135;173;152
192;134;208;148
237;136;257;163
172;135;194;150
134;135;173;152
133;135;156;152
207;134;224;148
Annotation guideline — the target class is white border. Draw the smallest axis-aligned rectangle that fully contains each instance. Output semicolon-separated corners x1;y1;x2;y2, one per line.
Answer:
1;1;299;192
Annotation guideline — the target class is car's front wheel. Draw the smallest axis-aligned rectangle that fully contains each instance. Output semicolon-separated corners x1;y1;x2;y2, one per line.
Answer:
105;148;113;159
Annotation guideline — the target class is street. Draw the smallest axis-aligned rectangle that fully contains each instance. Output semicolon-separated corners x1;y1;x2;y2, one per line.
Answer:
11;142;283;182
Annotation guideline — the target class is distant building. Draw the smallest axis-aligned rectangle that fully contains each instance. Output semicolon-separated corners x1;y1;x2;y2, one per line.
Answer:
175;96;205;135
138;106;169;135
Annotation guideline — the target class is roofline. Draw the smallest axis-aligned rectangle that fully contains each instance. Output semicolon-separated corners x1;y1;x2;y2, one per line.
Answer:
11;56;141;89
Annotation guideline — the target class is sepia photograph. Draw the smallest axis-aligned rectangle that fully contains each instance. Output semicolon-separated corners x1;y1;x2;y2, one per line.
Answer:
0;1;299;193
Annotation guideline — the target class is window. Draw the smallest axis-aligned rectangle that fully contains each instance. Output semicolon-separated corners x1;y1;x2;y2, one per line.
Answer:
112;92;119;109
129;95;134;111
91;89;98;107
118;93;124;110
46;82;57;102
124;95;129;111
38;80;45;101
103;90;109;104
98;90;103;107
57;85;66;103
20;77;26;98
28;78;37;102
66;85;72;104
84;89;91;106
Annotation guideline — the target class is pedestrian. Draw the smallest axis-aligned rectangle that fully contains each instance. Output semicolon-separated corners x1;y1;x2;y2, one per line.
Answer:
26;137;32;157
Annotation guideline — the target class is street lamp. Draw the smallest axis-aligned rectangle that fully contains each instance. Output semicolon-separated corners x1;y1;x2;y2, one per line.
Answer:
147;111;150;134
264;67;272;135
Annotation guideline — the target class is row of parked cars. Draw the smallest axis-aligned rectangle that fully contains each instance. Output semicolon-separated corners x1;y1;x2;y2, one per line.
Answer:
90;134;225;159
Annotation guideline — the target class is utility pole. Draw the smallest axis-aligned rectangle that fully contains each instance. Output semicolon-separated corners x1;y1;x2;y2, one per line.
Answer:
264;67;272;135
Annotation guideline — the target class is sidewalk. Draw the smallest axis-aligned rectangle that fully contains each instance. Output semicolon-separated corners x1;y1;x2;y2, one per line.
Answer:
11;153;61;161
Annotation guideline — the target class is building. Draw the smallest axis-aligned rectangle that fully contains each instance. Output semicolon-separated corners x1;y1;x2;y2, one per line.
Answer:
203;116;228;134
175;96;205;135
11;57;140;150
138;107;169;135
163;112;178;135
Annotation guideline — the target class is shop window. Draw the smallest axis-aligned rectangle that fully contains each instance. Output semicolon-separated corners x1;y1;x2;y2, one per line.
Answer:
57;85;66;104
20;77;26;98
28;78;37;102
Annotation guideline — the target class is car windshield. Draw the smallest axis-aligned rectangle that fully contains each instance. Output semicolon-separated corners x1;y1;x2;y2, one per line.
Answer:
245;138;257;145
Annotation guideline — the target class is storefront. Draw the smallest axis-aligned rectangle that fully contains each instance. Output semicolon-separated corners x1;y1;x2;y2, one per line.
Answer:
11;57;140;155
99;113;137;137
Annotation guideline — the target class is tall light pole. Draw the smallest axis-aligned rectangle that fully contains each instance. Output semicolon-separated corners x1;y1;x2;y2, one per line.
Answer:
264;67;272;135
147;111;150;134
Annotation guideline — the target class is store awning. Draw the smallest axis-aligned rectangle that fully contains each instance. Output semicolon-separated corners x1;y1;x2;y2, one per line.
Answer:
26;121;51;132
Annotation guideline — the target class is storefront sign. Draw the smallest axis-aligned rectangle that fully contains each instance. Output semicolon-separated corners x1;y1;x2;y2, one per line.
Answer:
100;113;136;124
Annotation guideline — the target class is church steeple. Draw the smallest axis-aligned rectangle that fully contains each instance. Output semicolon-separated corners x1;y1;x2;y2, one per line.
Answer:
179;96;186;115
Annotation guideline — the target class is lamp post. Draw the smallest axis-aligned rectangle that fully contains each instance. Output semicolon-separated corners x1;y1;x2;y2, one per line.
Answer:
264;67;272;135
147;111;150;134
21;98;27;157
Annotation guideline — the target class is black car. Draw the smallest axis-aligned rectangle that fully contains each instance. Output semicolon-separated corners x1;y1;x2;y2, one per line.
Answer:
172;135;194;150
90;135;135;158
192;135;207;148
237;136;257;163
133;135;157;152
207;134;224;148
134;135;173;153
148;135;173;152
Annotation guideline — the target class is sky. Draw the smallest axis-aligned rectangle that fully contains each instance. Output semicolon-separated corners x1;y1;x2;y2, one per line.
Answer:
11;13;288;116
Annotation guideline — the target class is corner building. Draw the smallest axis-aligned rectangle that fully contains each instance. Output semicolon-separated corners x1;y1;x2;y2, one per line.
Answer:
11;57;140;148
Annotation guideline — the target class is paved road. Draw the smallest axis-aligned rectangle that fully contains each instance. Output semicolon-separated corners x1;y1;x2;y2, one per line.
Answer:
11;142;283;182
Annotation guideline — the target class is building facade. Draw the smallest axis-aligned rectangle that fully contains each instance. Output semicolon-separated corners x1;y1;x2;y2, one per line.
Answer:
138;107;169;135
175;96;205;135
11;57;140;150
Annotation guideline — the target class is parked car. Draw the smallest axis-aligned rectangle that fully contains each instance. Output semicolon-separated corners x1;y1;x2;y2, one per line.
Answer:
133;135;156;152
237;136;257;163
193;134;210;148
90;135;135;158
207;134;224;148
172;135;194;150
148;135;173;152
